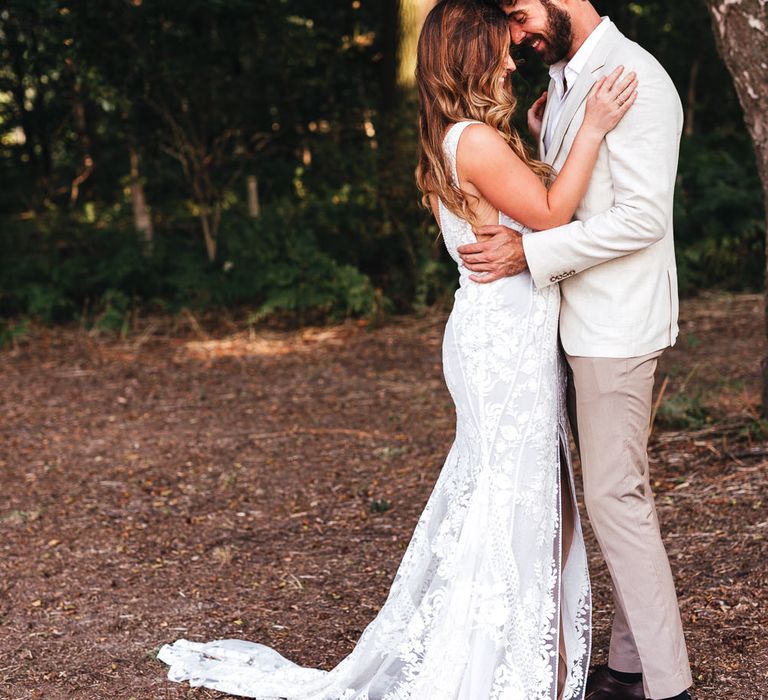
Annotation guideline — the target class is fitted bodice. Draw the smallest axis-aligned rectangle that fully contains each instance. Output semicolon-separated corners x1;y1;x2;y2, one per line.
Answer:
438;121;531;285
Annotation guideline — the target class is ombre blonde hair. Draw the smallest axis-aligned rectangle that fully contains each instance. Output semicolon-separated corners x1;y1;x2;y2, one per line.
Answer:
415;0;552;224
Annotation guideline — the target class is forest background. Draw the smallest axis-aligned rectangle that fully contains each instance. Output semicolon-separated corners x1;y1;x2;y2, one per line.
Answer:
1;4;766;698
0;0;764;337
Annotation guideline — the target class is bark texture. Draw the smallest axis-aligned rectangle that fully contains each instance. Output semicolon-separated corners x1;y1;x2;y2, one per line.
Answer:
129;146;154;252
397;0;437;87
703;0;768;414
247;175;261;218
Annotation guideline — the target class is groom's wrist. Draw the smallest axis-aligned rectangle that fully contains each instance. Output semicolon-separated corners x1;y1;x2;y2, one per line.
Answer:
508;234;528;276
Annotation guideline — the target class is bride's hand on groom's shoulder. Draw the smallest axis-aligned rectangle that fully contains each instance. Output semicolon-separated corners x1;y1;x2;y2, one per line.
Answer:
458;226;527;284
583;66;639;138
528;91;548;142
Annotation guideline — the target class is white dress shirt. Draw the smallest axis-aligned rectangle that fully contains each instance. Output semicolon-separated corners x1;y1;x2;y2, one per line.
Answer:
543;17;611;152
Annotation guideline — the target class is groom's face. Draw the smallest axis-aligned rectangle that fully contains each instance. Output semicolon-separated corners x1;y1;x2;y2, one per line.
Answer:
501;0;574;65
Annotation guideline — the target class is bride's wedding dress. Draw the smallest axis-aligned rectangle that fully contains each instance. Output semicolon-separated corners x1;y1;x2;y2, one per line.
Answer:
159;121;591;699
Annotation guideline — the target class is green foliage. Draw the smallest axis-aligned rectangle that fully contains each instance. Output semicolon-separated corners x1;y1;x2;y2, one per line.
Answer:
0;0;763;328
655;390;710;430
674;133;765;294
92;290;132;334
738;418;768;442
0;204;385;324
239;240;381;323
369;499;392;513
0;319;29;349
0;216;153;322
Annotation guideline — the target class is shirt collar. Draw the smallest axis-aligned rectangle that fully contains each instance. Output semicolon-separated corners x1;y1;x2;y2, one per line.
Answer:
549;17;611;92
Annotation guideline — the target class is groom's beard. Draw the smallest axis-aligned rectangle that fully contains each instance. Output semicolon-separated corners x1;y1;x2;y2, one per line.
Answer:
523;3;574;65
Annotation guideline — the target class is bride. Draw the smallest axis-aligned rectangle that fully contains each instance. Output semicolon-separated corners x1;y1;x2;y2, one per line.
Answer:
158;1;637;698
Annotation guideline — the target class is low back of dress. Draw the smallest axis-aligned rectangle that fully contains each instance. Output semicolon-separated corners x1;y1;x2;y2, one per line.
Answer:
438;120;530;285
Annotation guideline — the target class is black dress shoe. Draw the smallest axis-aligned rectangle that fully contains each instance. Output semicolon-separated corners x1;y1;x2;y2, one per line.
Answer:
586;665;645;700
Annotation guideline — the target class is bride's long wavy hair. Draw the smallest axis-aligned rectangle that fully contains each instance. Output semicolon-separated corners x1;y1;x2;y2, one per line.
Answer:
416;0;551;224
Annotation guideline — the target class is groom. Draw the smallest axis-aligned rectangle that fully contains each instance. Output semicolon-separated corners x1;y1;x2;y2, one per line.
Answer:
458;2;693;699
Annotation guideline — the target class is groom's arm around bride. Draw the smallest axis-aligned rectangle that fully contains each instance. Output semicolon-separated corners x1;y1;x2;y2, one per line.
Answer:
460;22;682;360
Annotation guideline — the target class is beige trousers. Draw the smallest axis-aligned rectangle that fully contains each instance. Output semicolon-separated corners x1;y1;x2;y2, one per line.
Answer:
566;350;693;700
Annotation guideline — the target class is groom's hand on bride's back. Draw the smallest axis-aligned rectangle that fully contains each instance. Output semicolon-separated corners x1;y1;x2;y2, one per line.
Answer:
458;226;528;283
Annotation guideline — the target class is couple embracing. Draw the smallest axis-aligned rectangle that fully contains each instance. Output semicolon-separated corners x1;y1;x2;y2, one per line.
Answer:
159;1;693;698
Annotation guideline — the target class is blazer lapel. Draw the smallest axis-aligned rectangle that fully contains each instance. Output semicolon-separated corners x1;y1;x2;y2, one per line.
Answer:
539;76;557;160
545;22;624;165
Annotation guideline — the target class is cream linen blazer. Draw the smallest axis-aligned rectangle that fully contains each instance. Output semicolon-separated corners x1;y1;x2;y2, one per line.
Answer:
522;21;684;358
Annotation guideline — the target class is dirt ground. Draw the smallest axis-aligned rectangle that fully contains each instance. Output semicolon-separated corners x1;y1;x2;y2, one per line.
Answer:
0;292;765;700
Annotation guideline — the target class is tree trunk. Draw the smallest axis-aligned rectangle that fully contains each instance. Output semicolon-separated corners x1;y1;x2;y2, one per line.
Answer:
684;53;701;137
199;201;221;262
201;212;216;263
702;0;768;414
68;68;94;207
378;0;401;115
247;175;260;218
129;146;154;253
376;0;438;299
397;0;436;87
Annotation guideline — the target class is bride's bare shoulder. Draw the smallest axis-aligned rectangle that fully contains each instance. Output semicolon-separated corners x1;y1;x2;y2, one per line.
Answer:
456;122;503;147
456;123;521;172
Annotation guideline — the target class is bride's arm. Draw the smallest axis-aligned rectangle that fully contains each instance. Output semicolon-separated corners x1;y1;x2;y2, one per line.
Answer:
458;67;637;231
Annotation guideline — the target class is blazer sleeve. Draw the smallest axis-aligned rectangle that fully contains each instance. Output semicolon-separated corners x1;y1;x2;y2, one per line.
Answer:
522;59;684;289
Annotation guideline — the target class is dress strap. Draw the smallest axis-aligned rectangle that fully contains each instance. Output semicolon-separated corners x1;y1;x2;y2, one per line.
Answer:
442;121;483;185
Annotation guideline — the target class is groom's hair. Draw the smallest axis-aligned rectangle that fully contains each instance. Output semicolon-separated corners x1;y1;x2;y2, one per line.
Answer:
498;0;559;7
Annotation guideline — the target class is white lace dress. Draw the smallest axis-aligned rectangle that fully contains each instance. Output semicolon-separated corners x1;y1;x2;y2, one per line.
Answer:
158;121;591;699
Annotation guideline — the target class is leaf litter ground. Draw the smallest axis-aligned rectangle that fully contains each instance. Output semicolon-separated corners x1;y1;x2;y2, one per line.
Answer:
0;292;765;699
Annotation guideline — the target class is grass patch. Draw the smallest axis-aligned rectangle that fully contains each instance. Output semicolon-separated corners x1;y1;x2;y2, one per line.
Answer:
655;391;710;430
